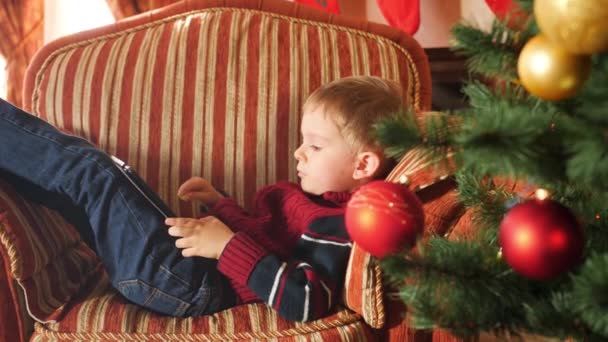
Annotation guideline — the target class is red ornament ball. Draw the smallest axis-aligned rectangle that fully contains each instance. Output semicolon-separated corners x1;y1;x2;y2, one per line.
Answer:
499;199;584;280
345;181;424;258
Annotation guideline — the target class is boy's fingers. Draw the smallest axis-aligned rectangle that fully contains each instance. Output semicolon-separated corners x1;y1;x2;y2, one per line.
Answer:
175;237;190;249
178;183;200;195
179;193;219;206
175;236;197;249
178;177;208;196
179;191;208;201
165;217;196;226
182;248;196;257
168;226;186;237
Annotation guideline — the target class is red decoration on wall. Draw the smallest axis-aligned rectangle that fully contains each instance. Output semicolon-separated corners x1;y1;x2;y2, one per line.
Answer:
376;0;420;35
485;0;527;29
293;0;340;14
485;0;515;18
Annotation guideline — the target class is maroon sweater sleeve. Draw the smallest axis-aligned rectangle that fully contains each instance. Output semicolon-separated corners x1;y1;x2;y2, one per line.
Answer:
217;232;267;286
216;183;352;322
210;197;254;233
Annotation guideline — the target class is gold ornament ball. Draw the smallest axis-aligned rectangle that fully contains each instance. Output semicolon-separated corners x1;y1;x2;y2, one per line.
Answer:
535;0;608;55
518;35;591;101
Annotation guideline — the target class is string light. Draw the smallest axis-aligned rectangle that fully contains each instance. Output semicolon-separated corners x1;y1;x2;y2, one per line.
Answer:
535;188;550;200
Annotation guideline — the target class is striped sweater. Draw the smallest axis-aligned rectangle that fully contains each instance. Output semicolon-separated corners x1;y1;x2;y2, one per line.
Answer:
211;181;353;322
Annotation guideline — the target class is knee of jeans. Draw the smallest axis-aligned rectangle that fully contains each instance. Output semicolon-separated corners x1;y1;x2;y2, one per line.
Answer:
117;279;191;317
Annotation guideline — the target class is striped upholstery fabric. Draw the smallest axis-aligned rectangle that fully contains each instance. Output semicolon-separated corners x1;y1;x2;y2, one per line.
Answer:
10;0;432;338
32;293;375;341
0;178;109;322
386;147;463;238
343;244;385;328
25;7;426;217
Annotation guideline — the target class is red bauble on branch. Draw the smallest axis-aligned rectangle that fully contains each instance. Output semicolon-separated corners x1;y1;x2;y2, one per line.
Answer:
345;181;424;258
499;198;585;280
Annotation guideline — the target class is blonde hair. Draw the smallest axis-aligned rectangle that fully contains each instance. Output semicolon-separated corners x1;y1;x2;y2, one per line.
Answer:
302;75;404;177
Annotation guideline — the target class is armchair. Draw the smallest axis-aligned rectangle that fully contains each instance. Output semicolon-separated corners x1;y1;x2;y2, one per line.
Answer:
0;0;468;340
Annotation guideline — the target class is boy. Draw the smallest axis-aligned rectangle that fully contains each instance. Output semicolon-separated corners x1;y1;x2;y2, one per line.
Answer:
165;75;402;321
0;75;403;321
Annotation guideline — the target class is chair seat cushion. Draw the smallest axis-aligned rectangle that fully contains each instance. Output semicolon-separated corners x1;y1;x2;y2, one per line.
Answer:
31;288;374;342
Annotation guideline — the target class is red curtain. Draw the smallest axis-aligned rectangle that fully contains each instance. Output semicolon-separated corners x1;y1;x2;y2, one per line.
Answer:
0;0;44;107
106;0;182;19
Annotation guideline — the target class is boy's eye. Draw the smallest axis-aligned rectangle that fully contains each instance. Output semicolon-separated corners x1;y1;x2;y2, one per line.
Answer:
309;145;321;151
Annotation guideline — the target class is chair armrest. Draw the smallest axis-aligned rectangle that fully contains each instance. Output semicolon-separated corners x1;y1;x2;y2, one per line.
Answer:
344;243;386;328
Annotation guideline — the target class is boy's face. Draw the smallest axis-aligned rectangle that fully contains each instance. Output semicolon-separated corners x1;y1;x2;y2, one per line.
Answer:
294;107;360;195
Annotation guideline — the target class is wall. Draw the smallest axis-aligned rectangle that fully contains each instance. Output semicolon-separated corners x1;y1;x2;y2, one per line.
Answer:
44;0;496;47
43;0;499;46
44;0;114;43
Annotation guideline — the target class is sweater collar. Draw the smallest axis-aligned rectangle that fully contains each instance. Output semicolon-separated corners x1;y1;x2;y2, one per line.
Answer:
321;191;352;208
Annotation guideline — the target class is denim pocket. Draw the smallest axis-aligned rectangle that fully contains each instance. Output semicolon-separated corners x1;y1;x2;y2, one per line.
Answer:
118;279;190;317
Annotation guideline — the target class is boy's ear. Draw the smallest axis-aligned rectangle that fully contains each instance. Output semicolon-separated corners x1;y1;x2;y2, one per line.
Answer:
353;151;381;180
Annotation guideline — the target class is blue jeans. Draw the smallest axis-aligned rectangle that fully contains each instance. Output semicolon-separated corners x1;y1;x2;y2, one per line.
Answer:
0;98;236;317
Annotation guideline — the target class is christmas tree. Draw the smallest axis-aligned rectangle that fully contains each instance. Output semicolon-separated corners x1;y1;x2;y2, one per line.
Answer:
374;0;608;339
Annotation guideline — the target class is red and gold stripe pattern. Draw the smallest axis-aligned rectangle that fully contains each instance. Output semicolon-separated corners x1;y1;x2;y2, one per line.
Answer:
27;7;425;216
386;146;464;238
33;291;374;341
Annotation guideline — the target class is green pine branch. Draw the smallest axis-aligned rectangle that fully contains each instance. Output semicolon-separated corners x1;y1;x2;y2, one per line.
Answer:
374;109;456;164
375;1;608;339
374;109;422;159
514;0;534;13
571;253;608;337
570;54;608;125
455;82;566;184
383;237;541;337
450;19;536;81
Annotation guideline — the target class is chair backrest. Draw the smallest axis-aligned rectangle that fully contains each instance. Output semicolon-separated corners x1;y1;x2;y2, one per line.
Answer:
23;0;431;217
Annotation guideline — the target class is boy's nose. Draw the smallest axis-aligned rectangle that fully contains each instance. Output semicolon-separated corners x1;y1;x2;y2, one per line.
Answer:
294;145;306;161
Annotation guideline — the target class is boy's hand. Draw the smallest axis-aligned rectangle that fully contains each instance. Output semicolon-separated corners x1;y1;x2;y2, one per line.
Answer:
177;177;224;206
165;217;234;259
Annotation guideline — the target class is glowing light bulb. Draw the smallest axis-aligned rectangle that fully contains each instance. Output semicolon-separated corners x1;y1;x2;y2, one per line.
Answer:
535;189;550;200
